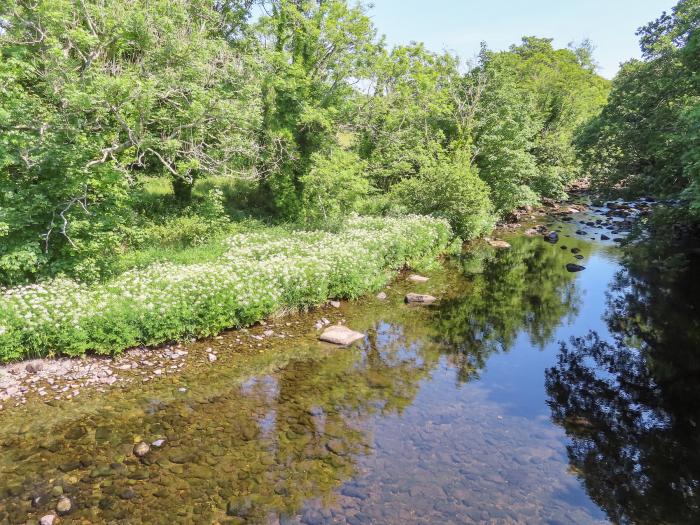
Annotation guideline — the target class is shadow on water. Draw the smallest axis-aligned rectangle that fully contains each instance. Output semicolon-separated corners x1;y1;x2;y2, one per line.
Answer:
1;209;699;524
546;239;700;525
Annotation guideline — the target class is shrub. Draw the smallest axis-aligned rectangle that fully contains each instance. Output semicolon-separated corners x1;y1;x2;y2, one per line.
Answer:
0;215;453;360
300;150;370;227
389;158;494;240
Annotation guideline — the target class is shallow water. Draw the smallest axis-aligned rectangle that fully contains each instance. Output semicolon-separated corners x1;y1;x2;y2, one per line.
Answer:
1;205;699;524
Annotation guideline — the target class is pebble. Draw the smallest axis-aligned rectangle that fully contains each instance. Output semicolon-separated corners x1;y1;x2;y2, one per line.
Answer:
208;353;217;363
40;515;56;525
56;496;72;515
133;441;150;458
376;292;387;300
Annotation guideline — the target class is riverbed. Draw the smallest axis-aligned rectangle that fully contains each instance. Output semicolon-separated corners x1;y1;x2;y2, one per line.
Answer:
1;201;698;524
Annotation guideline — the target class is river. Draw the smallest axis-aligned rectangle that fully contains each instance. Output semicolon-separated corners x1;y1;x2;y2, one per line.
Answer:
1;201;699;524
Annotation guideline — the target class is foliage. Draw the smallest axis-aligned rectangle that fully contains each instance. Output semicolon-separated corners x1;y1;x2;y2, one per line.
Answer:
388;156;494;240
256;0;378;219
0;0;260;283
300;149;369;227
0;215;453;360
474;38;609;214
576;0;700;210
355;44;460;189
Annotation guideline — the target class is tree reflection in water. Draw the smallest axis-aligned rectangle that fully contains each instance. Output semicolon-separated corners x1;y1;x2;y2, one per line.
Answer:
434;237;581;383
546;243;700;525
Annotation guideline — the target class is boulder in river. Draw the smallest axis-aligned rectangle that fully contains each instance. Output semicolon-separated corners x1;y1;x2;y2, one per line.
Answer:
405;293;437;305
566;263;586;272
408;274;429;283
319;325;365;346
487;239;511;249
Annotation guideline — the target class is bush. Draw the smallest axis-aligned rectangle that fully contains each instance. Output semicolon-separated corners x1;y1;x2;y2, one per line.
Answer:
389;158;494;240
0;215;453;360
300;150;370;227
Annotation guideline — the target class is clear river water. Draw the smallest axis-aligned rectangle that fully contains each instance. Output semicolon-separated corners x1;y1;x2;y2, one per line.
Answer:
1;203;699;524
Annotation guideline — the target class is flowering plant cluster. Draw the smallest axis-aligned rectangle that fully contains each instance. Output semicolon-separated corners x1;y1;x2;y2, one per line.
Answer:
0;215;452;360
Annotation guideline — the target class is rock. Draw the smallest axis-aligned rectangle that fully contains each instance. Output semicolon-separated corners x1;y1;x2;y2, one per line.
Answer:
40;515;56;525
133;442;150;458
566;263;586;272
64;426;86;441
118;488;136;500
571;247;581;254
319;326;365;346
405;293;436;305
376;292;387;300
574;254;584;260
263;329;274;337
543;231;559;244
26;361;43;374
329;300;341;308
600;234;610;240
524;228;539;236
226;497;254;518
408;274;429;282
56;496;72;516
152;438;166;448
487;239;511;249
207;353;217;363
326;438;348;456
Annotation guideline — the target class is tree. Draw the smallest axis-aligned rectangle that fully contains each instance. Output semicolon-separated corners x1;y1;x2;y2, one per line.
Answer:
256;0;379;219
0;0;261;281
576;0;700;207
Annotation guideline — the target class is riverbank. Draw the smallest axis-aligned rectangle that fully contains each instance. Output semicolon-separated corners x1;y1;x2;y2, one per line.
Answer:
0;196;656;409
0;215;454;362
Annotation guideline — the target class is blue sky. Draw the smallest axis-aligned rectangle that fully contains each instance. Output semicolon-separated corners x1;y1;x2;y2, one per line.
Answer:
367;0;677;78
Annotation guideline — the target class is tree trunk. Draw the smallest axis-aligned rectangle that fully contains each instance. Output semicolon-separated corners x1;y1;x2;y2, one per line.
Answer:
172;178;194;203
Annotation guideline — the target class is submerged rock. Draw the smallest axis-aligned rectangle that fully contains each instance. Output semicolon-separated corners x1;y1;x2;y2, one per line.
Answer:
56;497;72;516
226;497;254;518
319;325;365;346
408;274;429;283
566;263;586;272
544;231;559;244
133;442;150;458
405;293;437;305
